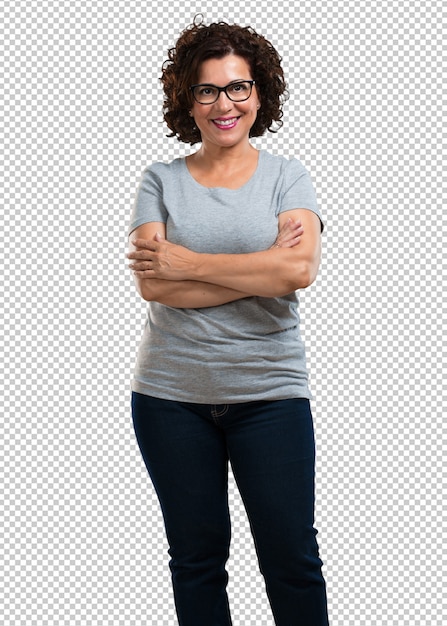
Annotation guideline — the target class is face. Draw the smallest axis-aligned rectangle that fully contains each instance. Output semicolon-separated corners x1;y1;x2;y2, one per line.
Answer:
190;54;260;150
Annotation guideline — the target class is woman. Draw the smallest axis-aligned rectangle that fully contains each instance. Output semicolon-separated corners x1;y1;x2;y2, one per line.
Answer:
127;18;329;626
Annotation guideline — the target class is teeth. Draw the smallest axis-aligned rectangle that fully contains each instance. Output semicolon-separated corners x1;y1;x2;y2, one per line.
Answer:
214;118;237;126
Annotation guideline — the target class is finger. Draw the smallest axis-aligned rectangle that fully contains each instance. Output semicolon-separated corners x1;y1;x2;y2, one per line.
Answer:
133;269;156;277
154;231;165;242
282;236;301;248
278;220;303;236
289;221;303;232
279;226;303;243
131;238;158;250
287;223;304;235
129;257;155;268
127;249;155;260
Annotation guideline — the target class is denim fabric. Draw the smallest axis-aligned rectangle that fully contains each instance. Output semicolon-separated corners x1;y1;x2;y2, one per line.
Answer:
132;392;329;626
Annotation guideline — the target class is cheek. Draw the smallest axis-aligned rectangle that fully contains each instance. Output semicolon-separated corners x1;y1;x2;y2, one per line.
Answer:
240;99;258;116
191;103;206;119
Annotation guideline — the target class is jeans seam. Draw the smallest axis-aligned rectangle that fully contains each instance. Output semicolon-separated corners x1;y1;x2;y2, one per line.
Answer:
211;404;229;421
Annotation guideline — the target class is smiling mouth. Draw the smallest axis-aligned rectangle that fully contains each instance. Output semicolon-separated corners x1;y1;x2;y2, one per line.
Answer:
212;117;240;129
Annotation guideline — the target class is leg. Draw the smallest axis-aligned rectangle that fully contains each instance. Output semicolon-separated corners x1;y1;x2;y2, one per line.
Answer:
226;399;329;626
132;392;233;626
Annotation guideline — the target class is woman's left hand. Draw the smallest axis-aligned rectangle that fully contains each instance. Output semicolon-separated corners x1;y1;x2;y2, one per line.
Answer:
271;218;304;249
128;232;197;280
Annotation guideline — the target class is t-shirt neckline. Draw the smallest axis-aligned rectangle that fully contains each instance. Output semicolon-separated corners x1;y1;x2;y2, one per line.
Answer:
182;150;264;192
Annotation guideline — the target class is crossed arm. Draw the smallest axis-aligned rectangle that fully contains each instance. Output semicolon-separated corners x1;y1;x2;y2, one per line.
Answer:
127;208;321;308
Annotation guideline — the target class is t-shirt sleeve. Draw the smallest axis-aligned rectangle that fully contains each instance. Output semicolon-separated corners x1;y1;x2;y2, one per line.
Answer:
280;158;324;232
128;164;168;236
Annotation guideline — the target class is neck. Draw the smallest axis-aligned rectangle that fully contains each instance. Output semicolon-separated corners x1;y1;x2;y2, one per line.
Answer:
192;141;258;170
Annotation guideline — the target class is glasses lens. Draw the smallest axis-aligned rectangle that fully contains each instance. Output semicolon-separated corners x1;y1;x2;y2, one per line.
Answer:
193;85;219;104
226;82;252;101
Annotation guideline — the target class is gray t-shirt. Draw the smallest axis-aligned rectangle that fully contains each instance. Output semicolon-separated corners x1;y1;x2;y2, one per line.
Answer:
129;150;323;404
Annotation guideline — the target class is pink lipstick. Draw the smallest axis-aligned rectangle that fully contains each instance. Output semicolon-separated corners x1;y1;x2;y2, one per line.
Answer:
212;116;240;130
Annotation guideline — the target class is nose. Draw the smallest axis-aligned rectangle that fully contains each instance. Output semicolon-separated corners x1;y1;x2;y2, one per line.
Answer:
214;90;233;109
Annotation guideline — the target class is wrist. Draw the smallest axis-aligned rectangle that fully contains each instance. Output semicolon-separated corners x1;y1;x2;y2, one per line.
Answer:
192;251;209;281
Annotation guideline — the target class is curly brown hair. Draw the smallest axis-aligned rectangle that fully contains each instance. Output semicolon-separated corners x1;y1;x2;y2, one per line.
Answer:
160;17;289;144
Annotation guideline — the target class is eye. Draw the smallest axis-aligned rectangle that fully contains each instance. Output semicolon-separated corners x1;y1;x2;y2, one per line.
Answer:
228;82;249;94
197;86;217;96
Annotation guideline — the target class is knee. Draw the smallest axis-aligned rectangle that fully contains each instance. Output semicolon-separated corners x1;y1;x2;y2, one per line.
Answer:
259;524;324;581
167;517;231;568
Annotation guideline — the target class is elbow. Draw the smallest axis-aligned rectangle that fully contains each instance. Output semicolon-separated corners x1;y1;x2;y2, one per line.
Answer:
136;285;152;301
134;277;178;304
274;248;321;294
286;262;318;291
297;264;317;289
133;277;156;302
139;288;153;302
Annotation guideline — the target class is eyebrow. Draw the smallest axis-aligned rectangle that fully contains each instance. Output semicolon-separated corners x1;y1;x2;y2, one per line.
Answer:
194;79;252;87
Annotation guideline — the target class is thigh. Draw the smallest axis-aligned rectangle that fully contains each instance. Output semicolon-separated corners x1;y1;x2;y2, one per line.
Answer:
226;399;317;557
131;392;231;546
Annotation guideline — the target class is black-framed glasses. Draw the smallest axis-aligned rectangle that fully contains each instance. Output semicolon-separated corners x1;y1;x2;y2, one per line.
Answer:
190;80;256;105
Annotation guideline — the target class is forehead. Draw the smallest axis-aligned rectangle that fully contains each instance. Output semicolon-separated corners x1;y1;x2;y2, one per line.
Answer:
196;54;252;84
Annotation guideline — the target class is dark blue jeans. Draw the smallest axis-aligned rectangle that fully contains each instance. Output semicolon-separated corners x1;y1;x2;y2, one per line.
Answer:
132;392;329;626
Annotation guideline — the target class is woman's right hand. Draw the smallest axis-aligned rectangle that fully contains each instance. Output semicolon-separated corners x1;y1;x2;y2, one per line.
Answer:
271;218;304;248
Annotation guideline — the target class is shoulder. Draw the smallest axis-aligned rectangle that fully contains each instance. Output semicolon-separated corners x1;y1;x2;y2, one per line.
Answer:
136;159;185;197
261;151;310;178
141;158;183;182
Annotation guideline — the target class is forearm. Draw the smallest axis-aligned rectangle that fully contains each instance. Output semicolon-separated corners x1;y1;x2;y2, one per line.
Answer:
135;276;250;307
128;215;317;298
193;248;316;297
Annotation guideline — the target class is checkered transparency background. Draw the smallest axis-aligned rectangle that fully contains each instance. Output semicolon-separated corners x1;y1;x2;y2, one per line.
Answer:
1;0;445;624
